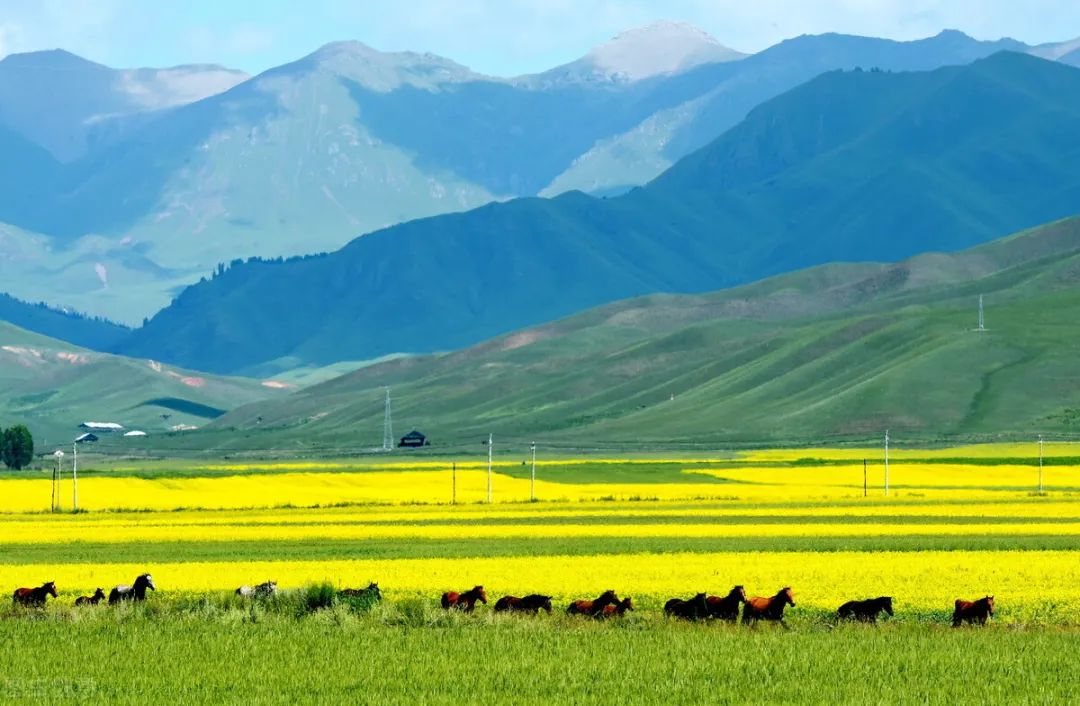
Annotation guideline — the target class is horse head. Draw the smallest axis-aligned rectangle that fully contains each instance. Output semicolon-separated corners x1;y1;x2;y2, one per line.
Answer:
620;597;634;612
539;596;553;613
731;585;747;603
473;586;487;604
780;587;795;606
598;589;619;605
883;597;894;616
93;588;106;601
985;596;994;615
44;581;58;598
138;574;156;591
368;583;382;599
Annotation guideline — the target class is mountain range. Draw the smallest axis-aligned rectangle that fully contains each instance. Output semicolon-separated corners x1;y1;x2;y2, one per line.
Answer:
1;25;1079;323
195;215;1080;450
112;52;1080;375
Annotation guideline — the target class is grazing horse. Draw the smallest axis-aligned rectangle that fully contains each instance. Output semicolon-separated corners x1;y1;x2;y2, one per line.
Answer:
441;585;487;612
706;585;748;621
236;580;278;598
664;593;709;621
75;588;106;606
340;582;382;601
109;574;156;604
838;596;893;623
953;596;994;627
599;597;634;618
742;587;796;626
566;590;619;616
494;594;553;614
13;581;57;607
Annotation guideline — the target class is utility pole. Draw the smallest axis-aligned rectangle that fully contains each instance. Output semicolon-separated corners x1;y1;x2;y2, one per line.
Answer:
382;388;393;452
452;462;457;505
72;440;79;512
487;434;493;503
884;430;890;497
863;459;867;498
51;451;63;512
530;441;537;502
1038;434;1044;494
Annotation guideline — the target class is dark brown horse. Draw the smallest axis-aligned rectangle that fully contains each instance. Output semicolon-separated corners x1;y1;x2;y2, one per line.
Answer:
75;588;106;606
838;596;893;623
494;594;553;614
441;585;487;612
664;593;709;621
13;581;57;607
742;587;795;626
598;597;634;618
953;596;994;626
566;590;619;616
706;585;748;621
109;574;156;604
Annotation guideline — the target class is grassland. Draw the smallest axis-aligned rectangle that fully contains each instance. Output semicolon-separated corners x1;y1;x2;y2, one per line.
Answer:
2;448;1077;702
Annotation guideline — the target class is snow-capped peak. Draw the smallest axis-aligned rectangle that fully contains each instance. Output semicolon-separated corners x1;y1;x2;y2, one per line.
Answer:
582;21;744;81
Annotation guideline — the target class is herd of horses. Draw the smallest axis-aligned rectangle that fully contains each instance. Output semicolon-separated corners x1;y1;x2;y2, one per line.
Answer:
438;585;996;627
10;577;997;627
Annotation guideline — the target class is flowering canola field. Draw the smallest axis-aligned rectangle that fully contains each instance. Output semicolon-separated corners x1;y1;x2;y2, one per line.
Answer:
2;448;1078;624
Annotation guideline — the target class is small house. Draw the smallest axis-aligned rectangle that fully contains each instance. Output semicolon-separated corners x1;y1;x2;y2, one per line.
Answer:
74;433;99;443
79;422;124;432
398;430;428;448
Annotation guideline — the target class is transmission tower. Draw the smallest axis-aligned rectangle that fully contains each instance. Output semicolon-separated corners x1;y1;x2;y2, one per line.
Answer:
977;295;985;332
382;388;393;451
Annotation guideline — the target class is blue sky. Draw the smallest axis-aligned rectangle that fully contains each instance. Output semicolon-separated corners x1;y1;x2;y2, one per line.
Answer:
1;0;1079;75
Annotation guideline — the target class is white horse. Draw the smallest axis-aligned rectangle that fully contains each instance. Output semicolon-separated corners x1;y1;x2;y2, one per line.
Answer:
236;580;277;598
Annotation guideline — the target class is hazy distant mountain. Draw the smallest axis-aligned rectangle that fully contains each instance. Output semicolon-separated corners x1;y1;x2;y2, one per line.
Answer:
115;53;1080;373
525;21;745;85
0;49;247;161
2;28;1079;324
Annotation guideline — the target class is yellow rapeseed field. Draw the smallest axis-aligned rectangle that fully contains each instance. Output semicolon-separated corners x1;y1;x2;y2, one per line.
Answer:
2;458;1075;512
2;551;1075;620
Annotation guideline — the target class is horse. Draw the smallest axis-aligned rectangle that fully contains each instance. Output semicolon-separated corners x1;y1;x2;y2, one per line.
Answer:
566;590;619;616
441;585;487;612
494;594;553;614
13;581;57;607
953;596;994;627
340;582;382;601
236;580;277;598
75;588;106;606
706;585;748;621
109;574;156;604
664;593;709;621
837;596;893;623
742;587;795;626
598;597;634;619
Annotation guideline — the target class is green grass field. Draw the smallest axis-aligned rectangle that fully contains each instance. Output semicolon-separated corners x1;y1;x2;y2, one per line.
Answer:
2;610;1076;705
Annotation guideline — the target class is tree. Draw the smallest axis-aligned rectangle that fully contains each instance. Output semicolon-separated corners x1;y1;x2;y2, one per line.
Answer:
1;425;34;470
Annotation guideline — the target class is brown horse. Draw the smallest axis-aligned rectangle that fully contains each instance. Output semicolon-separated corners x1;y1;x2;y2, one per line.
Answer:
566;590;619;616
742;587;795;626
75;588;106;606
598;597;634;618
494;594;553;614
706;585;748;621
953;596;994;626
664;593;709;621
13;581;57;607
441;585;487;612
838;596;893;623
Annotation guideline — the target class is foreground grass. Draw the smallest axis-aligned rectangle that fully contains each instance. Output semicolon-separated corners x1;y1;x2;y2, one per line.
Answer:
0;608;1075;705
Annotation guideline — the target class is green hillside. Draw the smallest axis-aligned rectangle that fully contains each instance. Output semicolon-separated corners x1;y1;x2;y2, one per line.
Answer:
199;216;1080;449
121;53;1080;374
0;321;289;446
